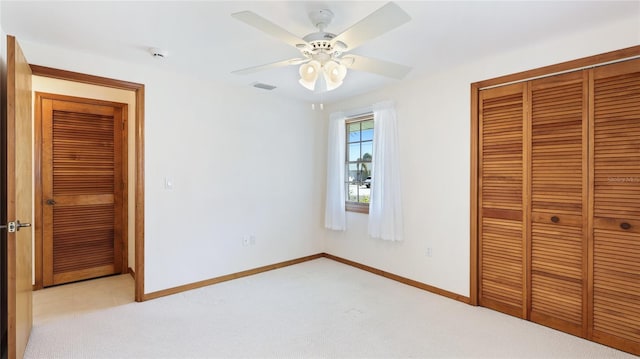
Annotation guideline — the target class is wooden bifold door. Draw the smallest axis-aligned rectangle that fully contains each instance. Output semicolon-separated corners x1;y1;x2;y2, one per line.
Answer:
36;93;128;287
590;63;640;348
476;54;640;356
528;71;589;337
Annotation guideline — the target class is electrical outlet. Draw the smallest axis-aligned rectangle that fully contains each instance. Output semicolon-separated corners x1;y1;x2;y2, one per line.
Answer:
243;235;256;246
426;247;433;257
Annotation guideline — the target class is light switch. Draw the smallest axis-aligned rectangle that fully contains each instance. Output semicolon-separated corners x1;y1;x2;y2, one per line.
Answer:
164;177;174;190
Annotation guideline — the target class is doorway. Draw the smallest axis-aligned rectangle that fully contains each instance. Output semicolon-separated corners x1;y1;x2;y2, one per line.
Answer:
29;66;145;301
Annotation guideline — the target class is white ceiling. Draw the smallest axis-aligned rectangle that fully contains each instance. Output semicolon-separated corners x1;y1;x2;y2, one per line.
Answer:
2;1;638;104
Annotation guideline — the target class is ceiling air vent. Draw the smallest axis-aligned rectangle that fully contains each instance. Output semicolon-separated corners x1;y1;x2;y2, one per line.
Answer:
252;82;276;91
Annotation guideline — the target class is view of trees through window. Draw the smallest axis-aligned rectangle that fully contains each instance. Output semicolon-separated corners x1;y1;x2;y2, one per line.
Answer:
346;117;373;205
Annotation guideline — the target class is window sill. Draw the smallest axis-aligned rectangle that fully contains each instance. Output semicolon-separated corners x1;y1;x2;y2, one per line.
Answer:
346;202;369;214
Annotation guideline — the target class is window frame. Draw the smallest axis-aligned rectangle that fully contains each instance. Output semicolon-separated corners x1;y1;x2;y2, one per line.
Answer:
345;113;374;214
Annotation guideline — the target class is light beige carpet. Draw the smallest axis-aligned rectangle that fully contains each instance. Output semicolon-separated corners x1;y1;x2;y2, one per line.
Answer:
25;258;635;358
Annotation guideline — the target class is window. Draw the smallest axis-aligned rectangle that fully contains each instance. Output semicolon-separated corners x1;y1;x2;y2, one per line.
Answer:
345;114;374;213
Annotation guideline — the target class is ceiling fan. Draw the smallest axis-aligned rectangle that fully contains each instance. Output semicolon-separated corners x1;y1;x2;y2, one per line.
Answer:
231;2;412;92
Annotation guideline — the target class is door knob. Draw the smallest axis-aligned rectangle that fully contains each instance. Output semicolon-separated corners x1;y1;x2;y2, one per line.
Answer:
46;199;56;205
1;221;31;232
15;220;31;231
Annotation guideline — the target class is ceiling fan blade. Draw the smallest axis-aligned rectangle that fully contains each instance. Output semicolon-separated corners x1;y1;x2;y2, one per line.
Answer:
342;54;411;79
232;58;308;75
232;11;307;48
333;2;410;52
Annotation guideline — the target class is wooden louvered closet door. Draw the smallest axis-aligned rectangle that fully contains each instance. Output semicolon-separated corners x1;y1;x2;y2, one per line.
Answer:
41;95;126;286
529;71;588;337
590;58;640;354
478;83;527;318
476;50;640;356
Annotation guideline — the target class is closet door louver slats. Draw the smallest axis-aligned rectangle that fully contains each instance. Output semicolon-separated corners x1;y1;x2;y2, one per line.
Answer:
52;109;117;277
529;72;587;336
591;59;640;354
476;52;640;356
42;97;123;286
479;83;526;318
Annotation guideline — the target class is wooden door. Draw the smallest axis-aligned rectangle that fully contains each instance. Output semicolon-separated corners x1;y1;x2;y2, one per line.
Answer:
590;58;640;355
529;71;588;337
39;94;127;287
478;82;527;318
474;48;640;356
6;35;33;359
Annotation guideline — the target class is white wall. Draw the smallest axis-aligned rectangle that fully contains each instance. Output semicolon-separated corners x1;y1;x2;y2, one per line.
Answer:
18;41;326;293
323;15;640;297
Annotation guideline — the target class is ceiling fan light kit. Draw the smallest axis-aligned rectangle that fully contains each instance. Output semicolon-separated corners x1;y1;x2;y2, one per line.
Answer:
299;60;321;90
231;2;412;93
323;60;347;91
299;59;347;92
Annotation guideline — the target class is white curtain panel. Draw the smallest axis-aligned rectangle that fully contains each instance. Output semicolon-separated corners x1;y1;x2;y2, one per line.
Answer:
369;101;404;241
324;111;347;230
